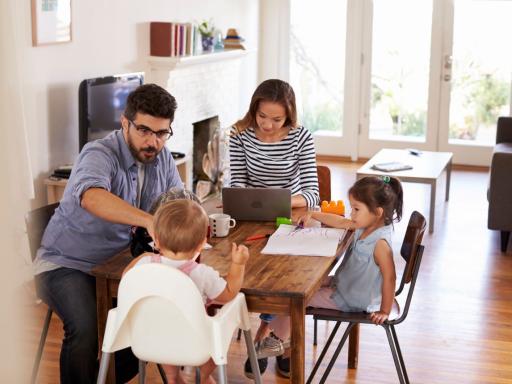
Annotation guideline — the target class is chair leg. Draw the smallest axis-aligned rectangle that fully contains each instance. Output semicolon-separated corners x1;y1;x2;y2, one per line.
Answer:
217;364;228;384
306;321;341;384
96;352;111;384
318;322;355;384
313;318;318;346
390;325;410;384
237;328;242;340
243;329;262;384
195;367;200;384
384;326;407;384
501;231;510;252
156;364;168;384
30;308;52;384
138;360;146;384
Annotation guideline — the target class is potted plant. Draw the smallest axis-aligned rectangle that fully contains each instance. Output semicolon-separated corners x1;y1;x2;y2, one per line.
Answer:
198;19;215;53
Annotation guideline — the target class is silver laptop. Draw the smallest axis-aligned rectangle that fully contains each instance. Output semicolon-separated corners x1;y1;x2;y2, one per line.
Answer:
222;187;291;221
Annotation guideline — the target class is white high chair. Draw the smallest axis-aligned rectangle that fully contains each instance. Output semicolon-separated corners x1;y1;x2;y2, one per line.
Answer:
96;263;262;384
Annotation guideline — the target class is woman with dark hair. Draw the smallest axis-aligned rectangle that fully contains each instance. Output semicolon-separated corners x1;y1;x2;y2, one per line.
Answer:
229;79;319;208
230;79;320;378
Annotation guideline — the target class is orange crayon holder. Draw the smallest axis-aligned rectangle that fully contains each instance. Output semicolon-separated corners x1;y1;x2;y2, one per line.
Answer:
321;200;345;216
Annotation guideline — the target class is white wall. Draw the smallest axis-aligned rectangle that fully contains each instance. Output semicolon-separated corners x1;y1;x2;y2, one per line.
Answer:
258;0;290;80
12;0;259;207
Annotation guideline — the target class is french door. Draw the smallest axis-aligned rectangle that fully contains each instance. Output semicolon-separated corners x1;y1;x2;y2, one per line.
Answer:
288;0;512;165
437;0;512;165
358;0;438;157
289;0;354;157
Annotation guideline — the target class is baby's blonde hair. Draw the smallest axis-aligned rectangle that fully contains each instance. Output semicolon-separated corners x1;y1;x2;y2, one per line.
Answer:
153;199;208;253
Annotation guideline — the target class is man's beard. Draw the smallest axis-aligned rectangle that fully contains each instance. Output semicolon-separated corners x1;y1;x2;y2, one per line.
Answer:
127;135;160;164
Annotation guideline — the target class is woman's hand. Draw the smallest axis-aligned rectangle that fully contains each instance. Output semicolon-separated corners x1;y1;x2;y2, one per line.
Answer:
370;310;389;325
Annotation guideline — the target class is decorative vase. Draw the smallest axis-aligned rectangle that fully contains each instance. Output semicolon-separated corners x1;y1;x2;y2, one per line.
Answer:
201;35;214;53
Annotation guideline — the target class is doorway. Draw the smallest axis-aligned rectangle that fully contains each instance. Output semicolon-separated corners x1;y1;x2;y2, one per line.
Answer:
287;0;512;165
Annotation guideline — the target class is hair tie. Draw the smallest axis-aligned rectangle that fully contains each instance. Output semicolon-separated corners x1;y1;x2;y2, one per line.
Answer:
381;175;391;184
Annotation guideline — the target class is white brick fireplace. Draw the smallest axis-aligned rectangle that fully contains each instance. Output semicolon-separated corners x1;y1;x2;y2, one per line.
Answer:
145;50;247;190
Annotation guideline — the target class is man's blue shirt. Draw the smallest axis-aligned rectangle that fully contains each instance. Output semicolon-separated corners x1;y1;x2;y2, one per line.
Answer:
38;130;182;272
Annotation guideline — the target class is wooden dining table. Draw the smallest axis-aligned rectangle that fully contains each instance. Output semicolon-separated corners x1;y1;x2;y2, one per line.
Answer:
91;206;357;383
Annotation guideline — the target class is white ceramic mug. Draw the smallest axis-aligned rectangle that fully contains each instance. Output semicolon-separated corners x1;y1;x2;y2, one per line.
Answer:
209;213;236;237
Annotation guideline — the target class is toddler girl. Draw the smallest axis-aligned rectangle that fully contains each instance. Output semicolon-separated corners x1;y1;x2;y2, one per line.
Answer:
302;175;403;324
245;175;403;378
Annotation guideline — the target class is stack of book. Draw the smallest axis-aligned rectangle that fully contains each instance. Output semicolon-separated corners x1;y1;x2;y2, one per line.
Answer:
150;22;202;57
223;28;245;50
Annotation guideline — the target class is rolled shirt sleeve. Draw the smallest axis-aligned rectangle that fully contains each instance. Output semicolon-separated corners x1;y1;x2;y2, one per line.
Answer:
70;147;115;205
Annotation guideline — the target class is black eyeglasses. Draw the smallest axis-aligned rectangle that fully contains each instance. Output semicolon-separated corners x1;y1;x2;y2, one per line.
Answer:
128;120;173;141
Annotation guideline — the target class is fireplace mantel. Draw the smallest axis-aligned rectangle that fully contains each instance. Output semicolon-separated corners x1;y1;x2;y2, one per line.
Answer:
145;49;249;191
147;49;248;71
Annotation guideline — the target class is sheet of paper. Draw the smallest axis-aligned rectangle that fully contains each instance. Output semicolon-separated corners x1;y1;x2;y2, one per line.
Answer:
261;224;346;257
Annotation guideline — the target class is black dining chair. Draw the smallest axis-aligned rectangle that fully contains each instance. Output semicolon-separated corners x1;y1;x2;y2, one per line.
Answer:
306;211;427;384
25;203;59;384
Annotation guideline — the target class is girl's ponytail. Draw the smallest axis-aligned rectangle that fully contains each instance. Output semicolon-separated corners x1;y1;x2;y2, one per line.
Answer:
387;177;403;223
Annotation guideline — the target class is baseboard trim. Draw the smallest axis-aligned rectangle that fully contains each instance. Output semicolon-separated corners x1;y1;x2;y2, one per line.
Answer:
316;155;489;172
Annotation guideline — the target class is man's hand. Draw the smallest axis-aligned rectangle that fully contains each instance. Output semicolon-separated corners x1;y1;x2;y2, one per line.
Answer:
231;243;249;265
145;217;155;241
370;310;389;325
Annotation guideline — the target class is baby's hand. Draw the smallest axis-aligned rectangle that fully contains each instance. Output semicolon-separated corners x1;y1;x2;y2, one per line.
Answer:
231;243;249;265
370;310;389;325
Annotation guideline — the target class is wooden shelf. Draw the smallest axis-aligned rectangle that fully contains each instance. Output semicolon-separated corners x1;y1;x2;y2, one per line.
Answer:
147;49;249;70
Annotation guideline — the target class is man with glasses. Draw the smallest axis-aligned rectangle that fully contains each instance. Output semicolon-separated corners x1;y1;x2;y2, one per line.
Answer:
33;84;182;383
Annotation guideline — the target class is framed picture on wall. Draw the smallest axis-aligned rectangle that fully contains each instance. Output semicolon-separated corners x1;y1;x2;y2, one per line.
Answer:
31;0;72;46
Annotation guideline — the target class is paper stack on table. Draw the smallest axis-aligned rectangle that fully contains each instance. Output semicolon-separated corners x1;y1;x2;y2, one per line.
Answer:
261;224;346;257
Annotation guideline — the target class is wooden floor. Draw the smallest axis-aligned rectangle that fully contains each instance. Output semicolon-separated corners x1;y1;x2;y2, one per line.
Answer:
23;161;512;383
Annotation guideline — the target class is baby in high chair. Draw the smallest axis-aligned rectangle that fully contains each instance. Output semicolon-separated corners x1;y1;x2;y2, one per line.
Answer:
124;199;249;384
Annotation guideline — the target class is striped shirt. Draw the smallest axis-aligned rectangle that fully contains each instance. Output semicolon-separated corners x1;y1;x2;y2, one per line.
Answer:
229;125;319;207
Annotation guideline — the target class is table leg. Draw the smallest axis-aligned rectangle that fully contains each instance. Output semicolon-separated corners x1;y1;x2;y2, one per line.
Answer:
290;296;306;383
348;323;360;369
445;159;452;201
429;180;436;233
96;277;116;384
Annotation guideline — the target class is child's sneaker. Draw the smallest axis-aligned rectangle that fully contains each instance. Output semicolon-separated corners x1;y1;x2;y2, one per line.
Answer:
255;332;285;358
243;356;268;379
276;355;290;378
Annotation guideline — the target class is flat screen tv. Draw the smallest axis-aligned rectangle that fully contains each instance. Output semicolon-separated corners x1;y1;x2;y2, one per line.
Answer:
78;72;144;152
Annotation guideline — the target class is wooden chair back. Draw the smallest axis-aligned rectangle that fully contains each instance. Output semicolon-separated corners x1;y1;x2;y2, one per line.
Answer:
393;210;426;324
25;203;59;261
317;165;331;202
398;211;427;288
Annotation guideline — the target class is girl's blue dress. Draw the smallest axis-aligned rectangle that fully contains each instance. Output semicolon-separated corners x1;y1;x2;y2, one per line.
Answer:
332;225;393;312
